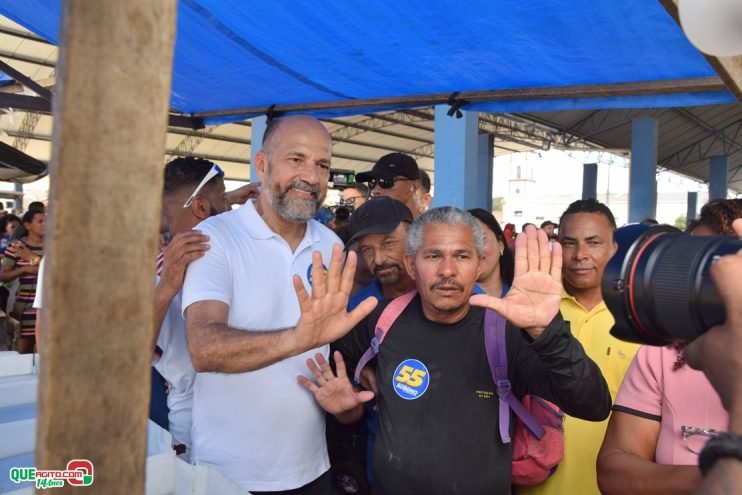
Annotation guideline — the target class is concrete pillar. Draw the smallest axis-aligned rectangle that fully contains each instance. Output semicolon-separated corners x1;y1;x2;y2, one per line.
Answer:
13;183;22;211
582;163;598;200
250;115;268;182
687;192;698;221
709;156;728;200
432;105;479;209
36;1;176;493
476;133;494;210
629;117;658;222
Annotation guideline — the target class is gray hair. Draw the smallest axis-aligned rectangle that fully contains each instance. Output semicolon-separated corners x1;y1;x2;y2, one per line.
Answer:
407;206;484;258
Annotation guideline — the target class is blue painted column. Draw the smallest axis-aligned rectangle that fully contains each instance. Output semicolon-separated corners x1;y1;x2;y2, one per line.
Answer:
476;133;494;210
250;115;268;182
708;156;728;200
582;163;598;200
432;105;479;209
13;183;22;211
687;191;698;221
629;117;658;222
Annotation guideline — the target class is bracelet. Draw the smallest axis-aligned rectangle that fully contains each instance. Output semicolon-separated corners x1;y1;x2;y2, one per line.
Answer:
699;432;742;476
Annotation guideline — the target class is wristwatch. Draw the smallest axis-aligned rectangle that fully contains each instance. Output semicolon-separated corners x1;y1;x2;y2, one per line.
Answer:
30;256;40;267
699;432;742;476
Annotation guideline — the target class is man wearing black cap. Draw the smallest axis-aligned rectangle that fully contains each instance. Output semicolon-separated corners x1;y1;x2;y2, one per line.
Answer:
356;153;423;218
346;197;416;311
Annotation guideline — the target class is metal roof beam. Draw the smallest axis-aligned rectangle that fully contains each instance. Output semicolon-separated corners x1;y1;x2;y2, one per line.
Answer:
323;116;433;144
0;59;53;100
331;135;434;158
674;107;742;155
479;115;556;144
365;112;433;132
0;49;56;69
659;118;742;170
331;153;376;164
325;115;402;140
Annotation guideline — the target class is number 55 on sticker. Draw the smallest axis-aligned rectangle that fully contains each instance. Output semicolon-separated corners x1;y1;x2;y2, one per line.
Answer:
392;359;430;400
395;365;427;387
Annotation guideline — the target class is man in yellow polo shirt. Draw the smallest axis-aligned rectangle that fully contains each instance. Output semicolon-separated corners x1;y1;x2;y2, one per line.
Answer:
519;198;639;495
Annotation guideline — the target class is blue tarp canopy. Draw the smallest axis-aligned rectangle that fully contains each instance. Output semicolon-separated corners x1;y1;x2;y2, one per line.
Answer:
0;0;736;124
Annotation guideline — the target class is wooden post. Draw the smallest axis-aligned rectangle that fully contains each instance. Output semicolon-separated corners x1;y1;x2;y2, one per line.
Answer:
36;1;176;494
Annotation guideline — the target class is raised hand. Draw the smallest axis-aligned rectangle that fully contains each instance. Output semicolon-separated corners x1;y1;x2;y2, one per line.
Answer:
469;225;562;339
225;181;261;206
292;244;378;352
298;351;374;420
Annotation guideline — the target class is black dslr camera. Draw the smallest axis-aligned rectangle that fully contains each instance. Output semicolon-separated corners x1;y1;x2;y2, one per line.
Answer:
329;199;355;223
602;223;742;345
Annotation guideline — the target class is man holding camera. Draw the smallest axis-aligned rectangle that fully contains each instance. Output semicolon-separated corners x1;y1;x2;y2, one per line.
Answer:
521;198;640;495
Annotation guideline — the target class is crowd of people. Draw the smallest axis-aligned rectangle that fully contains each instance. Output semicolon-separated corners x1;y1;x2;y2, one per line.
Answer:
0;201;45;353
12;115;742;494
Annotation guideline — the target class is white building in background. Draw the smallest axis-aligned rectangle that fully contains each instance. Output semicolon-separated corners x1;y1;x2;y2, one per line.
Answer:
494;150;710;228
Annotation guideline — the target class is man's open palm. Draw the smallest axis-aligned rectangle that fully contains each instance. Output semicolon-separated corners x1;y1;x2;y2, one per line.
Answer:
293;245;378;352
470;226;562;338
298;351;374;416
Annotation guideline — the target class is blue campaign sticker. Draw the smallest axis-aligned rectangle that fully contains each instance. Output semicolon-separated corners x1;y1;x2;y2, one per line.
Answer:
392;359;430;400
306;263;328;284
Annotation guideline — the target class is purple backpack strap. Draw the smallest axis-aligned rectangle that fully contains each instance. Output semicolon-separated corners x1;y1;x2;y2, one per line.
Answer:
484;310;546;443
353;290;417;383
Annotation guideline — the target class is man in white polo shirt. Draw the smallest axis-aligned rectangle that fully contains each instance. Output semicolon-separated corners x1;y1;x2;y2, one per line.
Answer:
182;115;376;494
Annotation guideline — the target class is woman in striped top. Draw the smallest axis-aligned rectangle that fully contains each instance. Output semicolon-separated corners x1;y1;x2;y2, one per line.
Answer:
0;210;44;354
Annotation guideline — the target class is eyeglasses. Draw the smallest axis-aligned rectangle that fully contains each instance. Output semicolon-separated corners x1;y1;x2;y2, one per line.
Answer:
342;195;364;206
365;177;411;190
681;425;721;455
183;164;224;208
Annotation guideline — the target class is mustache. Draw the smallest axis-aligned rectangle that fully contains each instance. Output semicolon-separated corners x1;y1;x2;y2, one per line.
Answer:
430;279;465;291
284;180;319;198
373;263;401;274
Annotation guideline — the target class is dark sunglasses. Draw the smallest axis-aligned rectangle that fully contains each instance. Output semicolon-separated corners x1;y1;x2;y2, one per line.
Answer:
366;176;412;190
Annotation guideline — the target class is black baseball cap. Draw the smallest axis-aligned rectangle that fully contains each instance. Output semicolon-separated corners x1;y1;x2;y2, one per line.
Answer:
356;153;420;182
347;196;414;246
540;220;557;229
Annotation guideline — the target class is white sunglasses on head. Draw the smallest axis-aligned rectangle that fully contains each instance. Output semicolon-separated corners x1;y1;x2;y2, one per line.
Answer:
183;164;224;208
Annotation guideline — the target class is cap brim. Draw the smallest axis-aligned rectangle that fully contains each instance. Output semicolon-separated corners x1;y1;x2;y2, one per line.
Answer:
355;170;396;183
347;220;404;246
